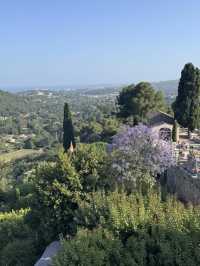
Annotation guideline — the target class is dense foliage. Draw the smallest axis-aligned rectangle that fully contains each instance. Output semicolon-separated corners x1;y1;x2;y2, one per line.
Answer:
53;192;200;266
0;88;120;156
27;152;81;243
117;82;166;124
1;70;200;265
1;125;200;265
173;63;200;131
0;209;37;266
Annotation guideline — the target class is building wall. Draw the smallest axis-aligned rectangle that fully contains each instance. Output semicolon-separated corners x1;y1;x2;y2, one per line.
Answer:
151;123;173;135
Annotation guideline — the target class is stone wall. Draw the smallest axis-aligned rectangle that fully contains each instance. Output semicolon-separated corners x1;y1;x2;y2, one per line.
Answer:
166;166;200;204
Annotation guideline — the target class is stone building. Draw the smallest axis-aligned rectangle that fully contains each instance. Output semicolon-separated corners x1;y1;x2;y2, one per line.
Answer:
147;111;179;142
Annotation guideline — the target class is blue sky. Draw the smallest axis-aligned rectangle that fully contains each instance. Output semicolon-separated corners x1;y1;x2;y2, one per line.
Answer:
0;0;200;87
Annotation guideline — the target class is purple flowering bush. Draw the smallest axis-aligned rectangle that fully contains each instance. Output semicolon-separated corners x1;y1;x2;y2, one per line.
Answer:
110;124;174;193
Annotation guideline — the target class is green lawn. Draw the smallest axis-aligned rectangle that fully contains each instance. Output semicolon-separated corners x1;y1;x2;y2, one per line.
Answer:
0;149;43;162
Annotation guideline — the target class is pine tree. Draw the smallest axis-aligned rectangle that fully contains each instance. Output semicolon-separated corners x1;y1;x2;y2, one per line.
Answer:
173;63;200;131
63;103;76;152
117;82;166;125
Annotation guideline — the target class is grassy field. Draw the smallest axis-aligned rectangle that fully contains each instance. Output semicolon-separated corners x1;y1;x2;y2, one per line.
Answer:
0;149;43;162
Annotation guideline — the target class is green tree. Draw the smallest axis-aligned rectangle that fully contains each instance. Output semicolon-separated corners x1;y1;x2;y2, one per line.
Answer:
63;103;75;152
117;82;166;124
172;120;178;142
173;63;200;131
188;99;200;132
188;69;200;131
72;143;107;192
26;151;81;243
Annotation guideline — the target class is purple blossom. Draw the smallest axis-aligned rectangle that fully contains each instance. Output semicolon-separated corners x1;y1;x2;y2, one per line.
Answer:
111;124;175;188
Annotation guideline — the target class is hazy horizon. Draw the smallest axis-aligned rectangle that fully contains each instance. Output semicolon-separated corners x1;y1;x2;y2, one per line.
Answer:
0;80;179;94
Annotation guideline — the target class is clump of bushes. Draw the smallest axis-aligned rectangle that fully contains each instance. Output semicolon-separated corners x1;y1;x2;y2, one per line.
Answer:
53;228;123;266
1;138;200;266
53;192;200;266
1;239;37;266
0;209;37;266
0;209;30;250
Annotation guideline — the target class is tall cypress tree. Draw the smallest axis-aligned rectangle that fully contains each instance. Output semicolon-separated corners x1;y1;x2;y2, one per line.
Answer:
188;99;199;131
172;120;178;142
188;68;200;131
173;63;200;131
63;102;76;152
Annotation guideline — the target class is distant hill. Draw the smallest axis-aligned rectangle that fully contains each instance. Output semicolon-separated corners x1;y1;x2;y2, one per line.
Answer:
151;80;178;95
0;80;179;100
0;80;178;117
0;90;29;115
83;80;179;96
0;80;179;95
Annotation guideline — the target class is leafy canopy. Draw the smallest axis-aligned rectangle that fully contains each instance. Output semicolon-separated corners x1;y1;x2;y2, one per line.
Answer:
173;63;200;131
117;82;166;124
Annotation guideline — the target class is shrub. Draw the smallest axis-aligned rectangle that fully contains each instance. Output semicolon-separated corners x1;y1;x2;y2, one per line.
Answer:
0;209;30;251
123;226;200;266
76;191;200;241
26;151;82;243
0;239;37;266
72;143;107;191
54;192;200;266
53;228;123;266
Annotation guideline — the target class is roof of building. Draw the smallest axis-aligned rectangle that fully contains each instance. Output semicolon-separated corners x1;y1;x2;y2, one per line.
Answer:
147;111;174;126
